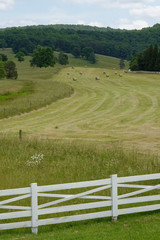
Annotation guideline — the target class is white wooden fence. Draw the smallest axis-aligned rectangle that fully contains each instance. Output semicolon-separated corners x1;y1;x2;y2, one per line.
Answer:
1;173;160;234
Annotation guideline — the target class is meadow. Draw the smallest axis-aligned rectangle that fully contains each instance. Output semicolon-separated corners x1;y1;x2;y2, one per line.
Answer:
1;49;160;239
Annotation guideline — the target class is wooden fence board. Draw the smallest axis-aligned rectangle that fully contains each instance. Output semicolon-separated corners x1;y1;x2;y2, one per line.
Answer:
118;173;160;183
119;204;160;215
38;201;111;216
38;179;110;192
0;221;31;230
0;210;31;220
38;211;112;226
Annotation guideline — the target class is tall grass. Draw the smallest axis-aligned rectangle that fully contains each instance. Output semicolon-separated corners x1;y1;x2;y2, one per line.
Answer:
0;136;159;189
0;136;160;239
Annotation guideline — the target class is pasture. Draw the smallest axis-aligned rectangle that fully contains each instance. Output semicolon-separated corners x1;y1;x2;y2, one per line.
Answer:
1;49;160;239
1;64;160;153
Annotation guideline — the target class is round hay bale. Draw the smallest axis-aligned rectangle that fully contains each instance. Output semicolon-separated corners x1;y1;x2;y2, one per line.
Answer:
95;76;100;80
73;77;77;81
106;74;109;77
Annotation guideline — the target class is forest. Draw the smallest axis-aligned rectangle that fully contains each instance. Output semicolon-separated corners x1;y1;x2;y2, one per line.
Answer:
129;44;160;71
1;23;160;60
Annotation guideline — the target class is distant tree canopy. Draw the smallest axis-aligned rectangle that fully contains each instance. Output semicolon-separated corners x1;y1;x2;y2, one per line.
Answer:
0;61;6;79
15;52;25;62
1;24;160;60
30;45;55;68
0;53;8;62
4;61;18;79
72;46;96;64
129;44;160;71
58;52;69;65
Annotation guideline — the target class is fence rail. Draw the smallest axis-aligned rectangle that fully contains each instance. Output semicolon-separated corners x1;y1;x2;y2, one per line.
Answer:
0;173;160;234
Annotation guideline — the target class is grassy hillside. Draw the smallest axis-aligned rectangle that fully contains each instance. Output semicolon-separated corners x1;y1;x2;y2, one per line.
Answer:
1;49;160;239
0;63;160;153
0;49;127;119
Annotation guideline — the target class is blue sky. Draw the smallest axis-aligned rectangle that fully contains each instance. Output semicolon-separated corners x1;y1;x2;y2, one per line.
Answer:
0;0;160;29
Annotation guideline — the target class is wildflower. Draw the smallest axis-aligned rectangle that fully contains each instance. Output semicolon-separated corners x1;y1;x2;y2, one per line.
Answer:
26;153;44;166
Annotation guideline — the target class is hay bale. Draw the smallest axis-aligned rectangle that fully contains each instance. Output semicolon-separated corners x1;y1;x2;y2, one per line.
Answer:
73;77;77;81
95;76;100;80
80;72;83;75
67;72;70;75
106;74;109;77
103;71;106;74
119;74;122;77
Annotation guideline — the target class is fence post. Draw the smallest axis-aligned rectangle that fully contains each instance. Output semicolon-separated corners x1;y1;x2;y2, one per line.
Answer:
31;183;38;234
111;174;118;221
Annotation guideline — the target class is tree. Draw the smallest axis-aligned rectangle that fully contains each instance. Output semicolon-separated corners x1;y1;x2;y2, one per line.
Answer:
88;52;96;64
15;52;25;62
0;61;6;79
81;47;94;60
130;44;160;71
72;47;81;58
119;59;125;69
0;53;8;62
4;61;18;79
58;52;69;65
129;55;139;71
30;45;55;68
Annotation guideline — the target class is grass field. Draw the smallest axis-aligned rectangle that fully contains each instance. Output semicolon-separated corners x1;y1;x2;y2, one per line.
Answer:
1;49;160;239
1;64;160;153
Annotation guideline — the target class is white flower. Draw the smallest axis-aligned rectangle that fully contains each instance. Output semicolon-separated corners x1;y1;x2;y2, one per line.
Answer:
26;153;44;166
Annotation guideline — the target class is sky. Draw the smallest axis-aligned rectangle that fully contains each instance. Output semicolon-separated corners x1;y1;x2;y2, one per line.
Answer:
0;0;160;30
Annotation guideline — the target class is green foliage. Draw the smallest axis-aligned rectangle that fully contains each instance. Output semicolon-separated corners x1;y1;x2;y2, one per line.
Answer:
30;45;55;68
58;52;69;65
130;44;160;71
12;36;35;55
15;51;25;62
4;61;18;79
0;61;6;79
82;47;94;60
2;24;160;60
72;46;81;58
0;53;8;62
72;46;96;64
119;59;125;69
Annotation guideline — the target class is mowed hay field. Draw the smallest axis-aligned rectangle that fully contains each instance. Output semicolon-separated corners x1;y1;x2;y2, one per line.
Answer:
1;65;160;153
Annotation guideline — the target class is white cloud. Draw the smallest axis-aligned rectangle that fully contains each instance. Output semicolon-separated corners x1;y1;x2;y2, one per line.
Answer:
77;20;103;27
130;5;160;18
118;19;149;30
62;0;156;9
0;0;14;10
0;19;37;28
88;22;104;27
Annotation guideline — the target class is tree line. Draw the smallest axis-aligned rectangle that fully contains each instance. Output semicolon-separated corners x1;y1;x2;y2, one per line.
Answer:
1;23;160;60
0;55;18;80
129;44;160;71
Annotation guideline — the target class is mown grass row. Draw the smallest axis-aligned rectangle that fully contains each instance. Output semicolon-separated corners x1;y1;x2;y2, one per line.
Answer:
0;49;125;119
